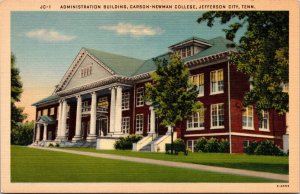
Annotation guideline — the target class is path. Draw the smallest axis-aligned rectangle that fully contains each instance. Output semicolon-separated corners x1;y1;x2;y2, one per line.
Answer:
30;146;288;181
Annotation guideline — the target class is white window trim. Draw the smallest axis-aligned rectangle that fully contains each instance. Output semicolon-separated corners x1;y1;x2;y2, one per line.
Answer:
186;109;205;131
122;92;130;111
136;87;144;107
121;117;130;134
210;69;224;95
210;103;225;129
242;106;254;130
259;111;270;132
135;114;144;134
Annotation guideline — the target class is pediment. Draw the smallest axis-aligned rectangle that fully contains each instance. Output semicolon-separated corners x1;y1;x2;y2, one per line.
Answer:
56;48;115;92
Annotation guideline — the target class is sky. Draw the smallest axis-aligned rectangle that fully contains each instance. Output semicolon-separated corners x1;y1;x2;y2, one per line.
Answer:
11;11;245;121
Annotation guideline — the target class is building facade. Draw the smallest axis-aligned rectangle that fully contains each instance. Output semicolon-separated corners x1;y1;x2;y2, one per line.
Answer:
32;36;287;153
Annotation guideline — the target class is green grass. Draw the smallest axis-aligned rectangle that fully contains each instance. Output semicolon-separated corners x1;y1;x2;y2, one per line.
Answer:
62;148;289;175
11;146;282;182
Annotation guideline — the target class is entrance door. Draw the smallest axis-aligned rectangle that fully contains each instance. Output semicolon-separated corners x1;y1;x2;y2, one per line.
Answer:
97;117;108;137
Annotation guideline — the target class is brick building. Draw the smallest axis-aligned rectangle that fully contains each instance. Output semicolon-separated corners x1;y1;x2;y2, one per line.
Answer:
32;36;287;153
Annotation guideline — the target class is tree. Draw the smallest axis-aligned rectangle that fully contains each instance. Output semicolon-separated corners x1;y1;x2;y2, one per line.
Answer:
11;121;34;145
198;11;288;115
11;53;26;130
145;53;202;153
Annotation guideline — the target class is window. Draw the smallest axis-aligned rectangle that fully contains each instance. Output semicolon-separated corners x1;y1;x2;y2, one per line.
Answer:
211;103;224;128
187;140;197;152
122;117;130;134
136;87;144;107
43;109;48;116
122;92;130;110
259;111;269;131
181;47;192;58
82;101;89;112
37;110;41;117
98;97;108;112
210;69;224;94
186;47;192;57
191;73;204;96
243;140;250;149
187;108;205;130
81;65;92;78
181;48;186;58
242;106;254;130
50;107;55;116
136;114;144;134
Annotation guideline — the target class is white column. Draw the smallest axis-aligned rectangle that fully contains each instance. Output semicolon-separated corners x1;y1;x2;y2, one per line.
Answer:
87;92;97;141
109;87;116;134
114;86;123;134
43;124;48;141
149;106;156;134
60;99;68;140
72;95;82;142
36;124;41;142
55;101;62;141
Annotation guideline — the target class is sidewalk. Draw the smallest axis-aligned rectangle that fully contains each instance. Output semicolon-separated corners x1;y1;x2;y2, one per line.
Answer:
30;146;288;181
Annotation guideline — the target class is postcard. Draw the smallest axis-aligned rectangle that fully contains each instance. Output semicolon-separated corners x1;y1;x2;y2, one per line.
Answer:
0;0;299;193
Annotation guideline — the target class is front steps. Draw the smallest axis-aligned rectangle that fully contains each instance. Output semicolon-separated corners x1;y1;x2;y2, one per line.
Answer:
139;135;163;152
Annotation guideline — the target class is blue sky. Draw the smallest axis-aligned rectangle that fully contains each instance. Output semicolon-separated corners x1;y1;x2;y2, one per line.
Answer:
11;11;245;120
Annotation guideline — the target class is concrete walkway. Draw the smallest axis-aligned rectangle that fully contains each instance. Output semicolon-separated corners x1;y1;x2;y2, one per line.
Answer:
30;146;288;181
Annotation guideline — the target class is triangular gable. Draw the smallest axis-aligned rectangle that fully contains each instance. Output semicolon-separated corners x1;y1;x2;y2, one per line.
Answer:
56;48;115;92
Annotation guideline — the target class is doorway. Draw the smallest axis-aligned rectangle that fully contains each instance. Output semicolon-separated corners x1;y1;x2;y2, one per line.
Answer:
97;116;108;137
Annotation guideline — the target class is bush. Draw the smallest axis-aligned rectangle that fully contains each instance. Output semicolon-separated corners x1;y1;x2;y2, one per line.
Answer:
114;135;143;150
254;140;284;156
11;121;34;145
244;141;259;155
173;138;185;148
194;137;207;152
218;139;229;153
244;140;284;156
204;137;219;152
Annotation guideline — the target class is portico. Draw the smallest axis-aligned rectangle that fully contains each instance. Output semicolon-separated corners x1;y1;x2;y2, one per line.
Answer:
54;84;130;143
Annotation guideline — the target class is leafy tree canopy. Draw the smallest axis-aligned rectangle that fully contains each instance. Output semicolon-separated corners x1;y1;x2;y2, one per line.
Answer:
198;11;288;115
11;53;26;129
145;53;202;127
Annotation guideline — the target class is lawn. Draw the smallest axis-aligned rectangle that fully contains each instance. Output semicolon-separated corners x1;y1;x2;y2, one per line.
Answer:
62;147;289;175
11;146;282;182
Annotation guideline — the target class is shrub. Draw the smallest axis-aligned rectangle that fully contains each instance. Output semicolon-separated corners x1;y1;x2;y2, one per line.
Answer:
254;140;284;156
173;138;185;148
204;138;219;153
48;143;54;147
218;139;229;153
244;141;259;155
194;137;207;152
114;135;143;150
11;121;34;145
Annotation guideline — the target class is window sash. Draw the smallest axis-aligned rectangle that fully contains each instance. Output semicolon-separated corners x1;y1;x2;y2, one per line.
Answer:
187;108;204;129
122;92;130;110
211;104;224;128
136;114;144;133
122;117;130;134
211;69;224;94
259;111;269;130
242;106;254;129
136;87;144;106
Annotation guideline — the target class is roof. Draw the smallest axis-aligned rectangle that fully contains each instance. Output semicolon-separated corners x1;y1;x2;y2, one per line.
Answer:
37;115;56;125
84;48;145;77
32;95;59;106
184;36;236;62
169;36;213;48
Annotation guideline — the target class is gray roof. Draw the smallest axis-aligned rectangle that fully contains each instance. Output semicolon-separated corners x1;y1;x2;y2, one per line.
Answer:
37;115;56;125
32;95;59;106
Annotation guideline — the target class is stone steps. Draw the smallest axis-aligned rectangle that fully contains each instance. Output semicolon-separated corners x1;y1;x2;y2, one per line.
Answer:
139;135;163;152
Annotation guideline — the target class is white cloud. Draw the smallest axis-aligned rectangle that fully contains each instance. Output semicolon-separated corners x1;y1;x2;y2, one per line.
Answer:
25;29;76;42
99;22;164;37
